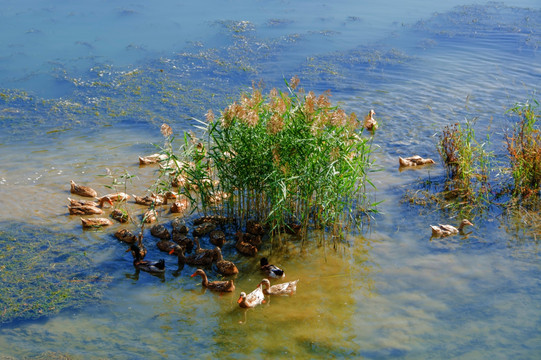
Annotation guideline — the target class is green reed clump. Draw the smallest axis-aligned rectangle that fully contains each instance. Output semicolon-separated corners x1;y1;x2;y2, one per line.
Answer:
505;99;541;198
194;77;376;236
437;119;492;204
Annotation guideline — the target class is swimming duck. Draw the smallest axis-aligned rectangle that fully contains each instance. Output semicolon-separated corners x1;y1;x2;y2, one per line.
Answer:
114;228;138;244
430;219;474;237
260;257;285;278
81;217;113;228
235;231;258;257
139;153;168;165
363;109;378;131
68;196;113;215
209;230;227;248
260;278;299;296
170;198;189;213
175;242;216;269
237;283;265;308
70;180;98;198
191;269;235;293
98;192;130;203
110;209;129;223
143;209;158;223
128;244;165;273
150;224;171;240
133;193;167;207
214;247;239;276
399;155;436;168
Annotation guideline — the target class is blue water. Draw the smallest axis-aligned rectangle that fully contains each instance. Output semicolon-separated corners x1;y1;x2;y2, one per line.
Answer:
1;0;540;359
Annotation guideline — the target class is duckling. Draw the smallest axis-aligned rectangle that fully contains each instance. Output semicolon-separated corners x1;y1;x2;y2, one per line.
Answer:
70;180;98;198
237;283;265;308
214;247;239;276
363;109;378;131
260;278;299;296
260;257;285;278
430;219;474;237
191;269;235;292
128;244;165;273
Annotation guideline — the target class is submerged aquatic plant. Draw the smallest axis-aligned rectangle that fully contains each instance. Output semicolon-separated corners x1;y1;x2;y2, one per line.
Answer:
0;224;109;324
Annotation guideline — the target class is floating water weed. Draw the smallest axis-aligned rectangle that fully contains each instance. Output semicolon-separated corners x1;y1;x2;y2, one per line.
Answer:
0;224;109;324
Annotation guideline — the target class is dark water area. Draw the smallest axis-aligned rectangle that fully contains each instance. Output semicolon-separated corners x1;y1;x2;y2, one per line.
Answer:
1;1;540;359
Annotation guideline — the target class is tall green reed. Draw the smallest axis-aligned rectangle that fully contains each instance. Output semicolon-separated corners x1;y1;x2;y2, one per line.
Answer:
162;77;376;237
505;99;541;199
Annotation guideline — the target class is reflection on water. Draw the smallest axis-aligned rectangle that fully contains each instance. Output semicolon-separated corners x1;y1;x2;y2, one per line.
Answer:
1;0;541;359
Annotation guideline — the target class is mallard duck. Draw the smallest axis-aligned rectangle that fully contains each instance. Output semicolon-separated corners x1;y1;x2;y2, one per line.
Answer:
171;217;189;234
128;244;165;273
139;153;168;165
399;155;436;168
143;209;158;223
191;269;235;292
157;239;182;254
170;198;189;213
430;219;474;237
260;257;285;278
70;180;98;198
209;230;226;248
110;209;129;223
364;109;378;131
235;231;258;257
81;217;113;228
176;240;216;269
260;278;299;296
150;224;171;240
71;205;102;215
237;283;265;308
193;222;217;237
246;220;265;236
172;232;194;254
114;228;138;244
99;192;130;203
133;193;167;207
214;247;239;276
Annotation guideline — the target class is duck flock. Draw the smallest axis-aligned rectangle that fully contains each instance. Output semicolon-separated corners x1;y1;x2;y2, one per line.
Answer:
68;177;298;309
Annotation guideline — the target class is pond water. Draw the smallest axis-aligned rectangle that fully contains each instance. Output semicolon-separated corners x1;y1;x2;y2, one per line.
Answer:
1;0;540;359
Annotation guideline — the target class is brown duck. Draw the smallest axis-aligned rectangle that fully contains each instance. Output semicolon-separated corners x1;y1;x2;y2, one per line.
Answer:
191;269;235;293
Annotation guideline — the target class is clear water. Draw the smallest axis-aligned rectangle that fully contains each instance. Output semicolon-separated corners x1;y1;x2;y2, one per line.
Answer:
1;0;540;359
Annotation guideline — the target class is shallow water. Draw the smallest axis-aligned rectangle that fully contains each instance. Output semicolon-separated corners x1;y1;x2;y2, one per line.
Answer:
1;0;540;359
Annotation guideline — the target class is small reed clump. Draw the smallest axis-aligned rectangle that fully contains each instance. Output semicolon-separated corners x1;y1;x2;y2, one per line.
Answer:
505;100;541;198
162;77;376;237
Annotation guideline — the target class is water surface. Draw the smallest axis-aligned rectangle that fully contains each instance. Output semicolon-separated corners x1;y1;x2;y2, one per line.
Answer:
0;0;540;359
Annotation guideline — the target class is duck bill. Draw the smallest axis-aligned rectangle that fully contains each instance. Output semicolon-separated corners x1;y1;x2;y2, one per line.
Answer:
237;296;243;304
